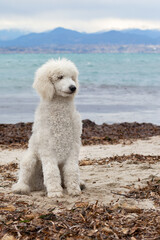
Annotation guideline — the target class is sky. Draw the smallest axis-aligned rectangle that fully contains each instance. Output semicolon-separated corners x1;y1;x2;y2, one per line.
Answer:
0;0;160;33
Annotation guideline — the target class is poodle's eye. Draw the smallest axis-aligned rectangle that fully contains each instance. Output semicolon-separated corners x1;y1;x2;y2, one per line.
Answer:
58;75;63;80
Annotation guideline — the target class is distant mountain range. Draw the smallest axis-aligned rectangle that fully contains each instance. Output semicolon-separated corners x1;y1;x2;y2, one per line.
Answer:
1;27;160;48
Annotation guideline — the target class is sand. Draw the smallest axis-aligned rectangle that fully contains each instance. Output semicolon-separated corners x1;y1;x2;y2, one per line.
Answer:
0;136;160;213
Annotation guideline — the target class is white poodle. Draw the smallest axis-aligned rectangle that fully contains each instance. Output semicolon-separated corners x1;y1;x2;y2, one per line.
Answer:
12;58;82;197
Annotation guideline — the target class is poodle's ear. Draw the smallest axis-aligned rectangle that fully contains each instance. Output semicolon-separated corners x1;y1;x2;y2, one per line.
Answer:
33;67;55;100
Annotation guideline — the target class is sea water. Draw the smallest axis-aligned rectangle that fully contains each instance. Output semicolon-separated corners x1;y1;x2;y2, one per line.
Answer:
0;53;160;124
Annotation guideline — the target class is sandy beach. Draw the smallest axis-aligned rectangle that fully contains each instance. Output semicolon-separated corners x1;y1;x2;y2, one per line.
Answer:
0;135;160;210
0;122;160;239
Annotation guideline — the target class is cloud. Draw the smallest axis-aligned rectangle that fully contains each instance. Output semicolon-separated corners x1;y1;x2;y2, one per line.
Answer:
1;0;160;32
1;17;160;33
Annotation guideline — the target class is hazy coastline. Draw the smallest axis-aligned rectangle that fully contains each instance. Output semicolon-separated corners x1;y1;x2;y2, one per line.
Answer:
1;44;160;54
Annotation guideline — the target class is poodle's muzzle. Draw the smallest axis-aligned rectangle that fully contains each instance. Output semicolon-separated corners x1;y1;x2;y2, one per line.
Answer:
55;77;77;96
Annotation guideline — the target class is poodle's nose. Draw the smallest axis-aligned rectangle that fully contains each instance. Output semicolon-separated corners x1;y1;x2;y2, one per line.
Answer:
69;85;76;93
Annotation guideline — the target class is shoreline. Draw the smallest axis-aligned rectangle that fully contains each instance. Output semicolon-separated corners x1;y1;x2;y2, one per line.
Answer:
1;44;160;54
1;119;160;149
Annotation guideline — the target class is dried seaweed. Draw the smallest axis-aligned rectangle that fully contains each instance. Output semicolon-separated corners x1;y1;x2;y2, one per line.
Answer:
0;163;18;173
0;163;18;187
126;176;160;207
1;120;160;149
0;200;160;239
80;154;160;166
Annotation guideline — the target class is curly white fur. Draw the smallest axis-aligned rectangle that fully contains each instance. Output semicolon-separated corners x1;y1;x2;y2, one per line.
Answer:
12;58;82;197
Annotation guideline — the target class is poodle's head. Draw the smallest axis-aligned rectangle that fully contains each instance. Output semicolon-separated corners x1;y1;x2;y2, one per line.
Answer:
33;58;79;100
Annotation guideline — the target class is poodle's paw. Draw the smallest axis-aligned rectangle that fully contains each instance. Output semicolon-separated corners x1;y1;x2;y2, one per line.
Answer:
12;183;30;195
47;191;63;198
67;186;81;196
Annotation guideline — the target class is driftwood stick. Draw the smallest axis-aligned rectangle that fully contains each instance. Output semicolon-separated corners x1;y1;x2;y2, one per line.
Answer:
111;191;136;199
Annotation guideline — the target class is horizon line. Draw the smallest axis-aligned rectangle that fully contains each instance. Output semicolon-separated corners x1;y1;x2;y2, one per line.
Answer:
1;26;160;34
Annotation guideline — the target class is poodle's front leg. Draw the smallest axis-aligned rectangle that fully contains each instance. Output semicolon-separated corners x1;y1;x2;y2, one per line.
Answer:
12;150;37;195
41;155;63;198
63;144;81;196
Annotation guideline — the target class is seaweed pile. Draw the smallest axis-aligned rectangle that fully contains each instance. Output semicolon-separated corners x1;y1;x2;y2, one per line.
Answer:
0;199;159;239
1;120;160;148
